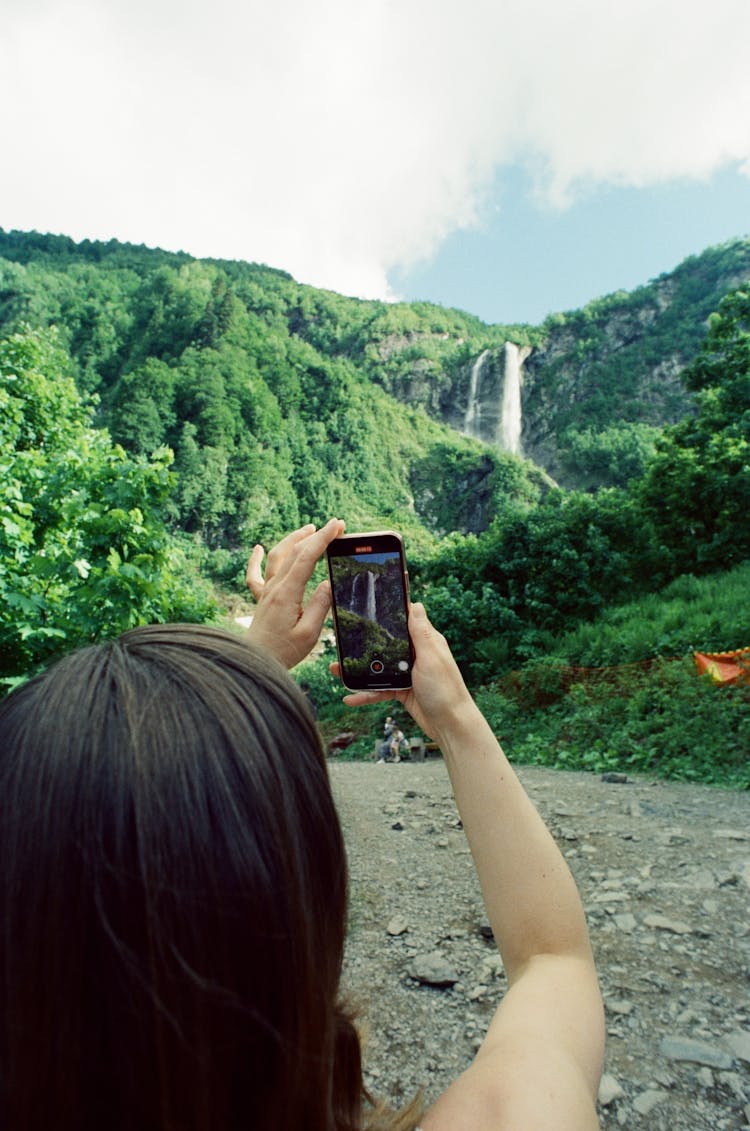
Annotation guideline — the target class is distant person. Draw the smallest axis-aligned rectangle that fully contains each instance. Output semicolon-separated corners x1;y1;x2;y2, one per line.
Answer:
0;519;604;1131
388;724;407;762
376;715;394;762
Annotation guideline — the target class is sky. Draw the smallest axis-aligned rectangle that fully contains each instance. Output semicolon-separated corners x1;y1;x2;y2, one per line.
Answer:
2;0;750;326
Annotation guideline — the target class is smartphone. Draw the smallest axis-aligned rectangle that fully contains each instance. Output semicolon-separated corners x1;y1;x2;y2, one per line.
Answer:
326;530;413;690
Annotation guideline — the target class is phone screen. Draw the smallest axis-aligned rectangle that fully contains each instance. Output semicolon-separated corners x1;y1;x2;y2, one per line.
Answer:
327;531;413;690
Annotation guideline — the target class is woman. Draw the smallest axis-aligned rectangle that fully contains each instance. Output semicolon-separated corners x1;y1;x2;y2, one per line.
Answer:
0;520;604;1130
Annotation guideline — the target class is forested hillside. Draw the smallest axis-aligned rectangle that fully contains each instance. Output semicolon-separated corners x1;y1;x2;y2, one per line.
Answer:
1;228;748;783
0;229;546;550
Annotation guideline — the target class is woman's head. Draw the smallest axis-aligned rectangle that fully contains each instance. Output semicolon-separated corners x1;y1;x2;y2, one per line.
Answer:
0;624;353;1131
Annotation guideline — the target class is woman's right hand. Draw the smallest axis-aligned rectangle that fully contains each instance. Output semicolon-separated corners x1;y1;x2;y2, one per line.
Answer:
335;602;478;741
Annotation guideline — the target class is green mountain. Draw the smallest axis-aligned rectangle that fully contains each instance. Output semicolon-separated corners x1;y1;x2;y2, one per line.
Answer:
0;227;748;548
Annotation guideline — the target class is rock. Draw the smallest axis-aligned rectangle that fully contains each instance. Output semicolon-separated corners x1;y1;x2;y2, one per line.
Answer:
328;731;356;753
601;772;628;784
598;1074;625;1106
391;820;404;831
481;953;504;980
726;1029;750;1063
412;951;459;988
613;912;637;932
605;999;634;1016
632;1088;668;1116
643;914;693;935
478;918;494;940
660;1036;734;1069
386;916;409;936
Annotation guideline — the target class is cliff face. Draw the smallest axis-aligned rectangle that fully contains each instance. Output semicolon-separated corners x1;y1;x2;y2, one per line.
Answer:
518;281;696;483
375;239;750;488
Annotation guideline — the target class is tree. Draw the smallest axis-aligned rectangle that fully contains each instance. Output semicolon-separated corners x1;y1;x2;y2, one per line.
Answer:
0;326;213;690
640;287;750;573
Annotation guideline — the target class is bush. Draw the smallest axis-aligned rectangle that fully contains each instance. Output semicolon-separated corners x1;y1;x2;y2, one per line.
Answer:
477;659;750;788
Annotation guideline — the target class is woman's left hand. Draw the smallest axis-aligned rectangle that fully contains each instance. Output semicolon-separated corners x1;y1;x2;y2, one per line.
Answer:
245;519;344;668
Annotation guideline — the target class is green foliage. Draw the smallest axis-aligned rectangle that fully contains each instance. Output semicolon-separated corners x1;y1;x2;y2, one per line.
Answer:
0;326;214;690
559;422;661;489
0;230;537;557
470;563;750;787
476;661;750;788
549;562;750;666
415;486;664;680
640;286;750;573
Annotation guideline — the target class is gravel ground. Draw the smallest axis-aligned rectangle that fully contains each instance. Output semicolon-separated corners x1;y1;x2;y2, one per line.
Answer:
331;758;750;1130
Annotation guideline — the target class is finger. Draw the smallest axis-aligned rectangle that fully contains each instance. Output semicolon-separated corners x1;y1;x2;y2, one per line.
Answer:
342;690;406;707
245;544;266;599
274;518;344;588
264;523;317;578
329;661;341;677
298;579;332;626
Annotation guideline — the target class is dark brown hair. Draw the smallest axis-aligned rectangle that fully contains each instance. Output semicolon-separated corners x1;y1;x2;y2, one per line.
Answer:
0;624;375;1131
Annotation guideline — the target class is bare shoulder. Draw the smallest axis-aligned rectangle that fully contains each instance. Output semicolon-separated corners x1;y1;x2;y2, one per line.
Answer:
419;1035;600;1131
420;955;604;1131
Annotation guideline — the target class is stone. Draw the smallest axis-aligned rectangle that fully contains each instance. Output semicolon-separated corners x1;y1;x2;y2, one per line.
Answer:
478;918;494;940
601;772;628;784
606;999;634;1016
613;912;637;933
660;1036;734;1070
481;953;504;980
386;916;408;936
598;1074;625;1106
643;914;693;935
726;1029;750;1063
412;951;459;988
632;1088;668;1116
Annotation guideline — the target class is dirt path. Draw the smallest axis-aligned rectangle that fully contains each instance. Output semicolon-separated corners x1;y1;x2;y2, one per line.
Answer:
331;759;750;1130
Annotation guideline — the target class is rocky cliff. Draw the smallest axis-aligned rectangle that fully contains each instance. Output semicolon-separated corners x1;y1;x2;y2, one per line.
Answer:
370;238;750;488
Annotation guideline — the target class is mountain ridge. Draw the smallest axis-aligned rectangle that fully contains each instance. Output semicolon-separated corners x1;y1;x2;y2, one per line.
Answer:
1;227;748;534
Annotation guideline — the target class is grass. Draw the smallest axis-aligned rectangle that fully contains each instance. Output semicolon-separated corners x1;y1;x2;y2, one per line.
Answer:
311;563;750;788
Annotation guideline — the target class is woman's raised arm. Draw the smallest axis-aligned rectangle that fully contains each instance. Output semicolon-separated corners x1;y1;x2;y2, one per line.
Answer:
342;602;605;1131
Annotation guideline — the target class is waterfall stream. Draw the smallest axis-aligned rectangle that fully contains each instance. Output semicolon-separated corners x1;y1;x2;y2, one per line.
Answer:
463;349;490;437
499;342;523;455
351;570;377;621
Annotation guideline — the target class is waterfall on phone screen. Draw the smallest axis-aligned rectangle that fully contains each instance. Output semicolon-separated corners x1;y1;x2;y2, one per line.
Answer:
351;570;377;621
365;570;376;622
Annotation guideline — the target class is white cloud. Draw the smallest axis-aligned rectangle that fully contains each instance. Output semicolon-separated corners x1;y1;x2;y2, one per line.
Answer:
1;0;749;299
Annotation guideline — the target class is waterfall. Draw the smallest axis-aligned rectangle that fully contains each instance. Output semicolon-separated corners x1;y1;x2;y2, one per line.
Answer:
351;570;377;621
499;342;523;456
463;349;490;437
365;570;376;621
